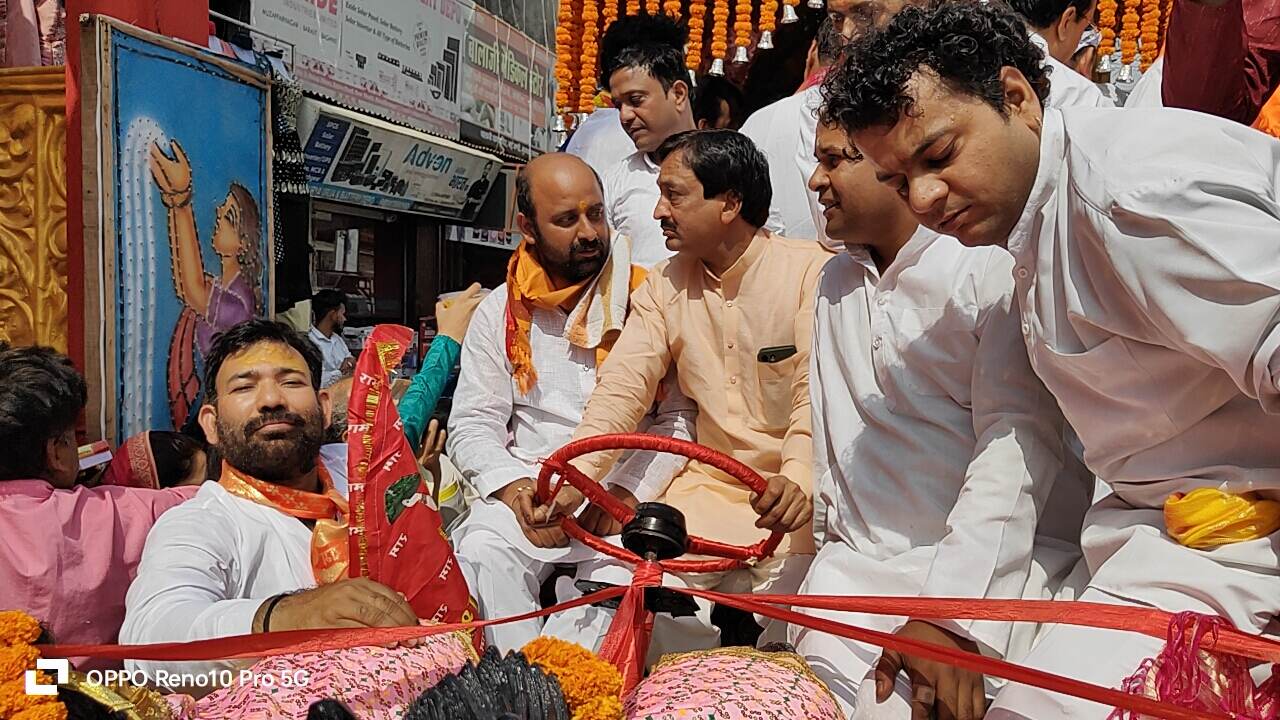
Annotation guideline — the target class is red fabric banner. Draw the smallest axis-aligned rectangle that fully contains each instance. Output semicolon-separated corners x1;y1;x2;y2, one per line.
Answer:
346;325;478;639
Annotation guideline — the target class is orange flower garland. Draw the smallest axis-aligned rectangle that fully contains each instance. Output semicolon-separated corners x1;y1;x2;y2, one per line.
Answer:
687;0;707;71
711;0;731;65
759;0;778;34
555;0;581;117
734;0;754;56
627;0;640;17
664;0;682;18
0;611;66;720
1119;0;1139;66
1139;0;1160;69
522;637;623;720
1098;0;1117;63
603;0;618;28
579;0;601;112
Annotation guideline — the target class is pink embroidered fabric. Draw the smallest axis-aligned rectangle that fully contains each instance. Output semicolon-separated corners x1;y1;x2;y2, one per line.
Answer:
624;647;843;720
167;631;475;719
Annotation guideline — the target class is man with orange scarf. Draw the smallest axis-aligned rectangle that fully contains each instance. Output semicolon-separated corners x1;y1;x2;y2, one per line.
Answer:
447;153;695;653
121;320;433;680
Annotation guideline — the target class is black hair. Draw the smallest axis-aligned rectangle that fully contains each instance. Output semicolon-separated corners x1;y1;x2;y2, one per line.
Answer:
599;12;690;91
814;16;846;66
1005;0;1095;31
0;345;87;481
515;155;604;222
311;288;347;322
149;431;207;487
654;129;772;228
201;319;324;402
819;0;1050;131
692;75;746;129
404;646;569;720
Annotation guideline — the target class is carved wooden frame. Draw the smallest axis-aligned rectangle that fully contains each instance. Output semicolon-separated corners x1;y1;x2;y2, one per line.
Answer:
79;15;274;442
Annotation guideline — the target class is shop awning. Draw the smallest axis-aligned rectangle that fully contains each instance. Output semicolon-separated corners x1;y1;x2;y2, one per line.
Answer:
297;98;503;222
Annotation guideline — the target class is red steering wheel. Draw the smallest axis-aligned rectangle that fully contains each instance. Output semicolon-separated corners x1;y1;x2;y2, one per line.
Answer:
536;434;785;574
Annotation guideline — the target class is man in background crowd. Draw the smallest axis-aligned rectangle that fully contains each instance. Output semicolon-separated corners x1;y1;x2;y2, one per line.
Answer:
308;288;353;387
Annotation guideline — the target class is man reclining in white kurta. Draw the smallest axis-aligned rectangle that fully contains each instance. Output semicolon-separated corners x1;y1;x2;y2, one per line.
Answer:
794;114;1092;719
446;152;694;653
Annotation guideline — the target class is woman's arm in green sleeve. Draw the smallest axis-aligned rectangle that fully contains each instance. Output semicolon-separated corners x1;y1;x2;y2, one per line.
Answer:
399;335;462;453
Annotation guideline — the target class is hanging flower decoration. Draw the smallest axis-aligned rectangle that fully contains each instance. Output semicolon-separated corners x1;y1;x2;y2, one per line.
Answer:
1098;0;1117;63
688;0;708;72
627;0;640;17
711;0;731;66
1119;0;1139;67
555;0;582;118
522;637;624;720
580;0;601;112
0;610;67;720
1139;0;1161;69
664;0;682;19
603;0;619;27
734;0;754;59
759;0;778;35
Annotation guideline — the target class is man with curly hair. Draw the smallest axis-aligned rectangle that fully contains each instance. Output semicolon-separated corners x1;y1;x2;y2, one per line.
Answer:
823;1;1280;717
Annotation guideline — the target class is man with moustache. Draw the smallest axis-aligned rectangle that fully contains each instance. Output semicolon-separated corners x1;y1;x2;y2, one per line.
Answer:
446;152;694;652
792;117;1089;720
122;319;420;679
825;3;1280;716
544;130;832;653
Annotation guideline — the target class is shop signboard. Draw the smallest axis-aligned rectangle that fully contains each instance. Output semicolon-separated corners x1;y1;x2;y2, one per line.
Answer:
252;0;471;138
458;7;555;160
299;99;503;220
444;224;521;251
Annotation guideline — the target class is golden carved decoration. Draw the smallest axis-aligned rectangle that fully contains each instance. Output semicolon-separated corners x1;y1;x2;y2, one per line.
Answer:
0;66;67;352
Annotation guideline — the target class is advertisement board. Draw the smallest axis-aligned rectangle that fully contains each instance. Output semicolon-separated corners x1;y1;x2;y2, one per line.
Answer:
458;8;555;160
299;99;502;220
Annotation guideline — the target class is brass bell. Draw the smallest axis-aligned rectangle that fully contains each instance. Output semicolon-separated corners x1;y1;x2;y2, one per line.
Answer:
709;57;726;76
781;4;799;23
758;30;774;50
733;45;749;63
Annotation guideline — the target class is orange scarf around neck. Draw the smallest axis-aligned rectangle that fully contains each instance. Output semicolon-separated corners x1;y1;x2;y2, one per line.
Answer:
505;239;645;394
219;461;350;585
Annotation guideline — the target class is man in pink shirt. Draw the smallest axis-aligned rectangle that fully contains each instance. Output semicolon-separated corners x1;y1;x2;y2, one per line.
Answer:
0;344;195;670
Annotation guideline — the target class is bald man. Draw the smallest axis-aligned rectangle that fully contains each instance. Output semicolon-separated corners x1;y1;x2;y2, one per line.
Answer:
446;153;695;652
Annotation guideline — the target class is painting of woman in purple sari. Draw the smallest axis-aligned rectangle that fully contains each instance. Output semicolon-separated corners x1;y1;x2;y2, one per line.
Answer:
149;139;263;428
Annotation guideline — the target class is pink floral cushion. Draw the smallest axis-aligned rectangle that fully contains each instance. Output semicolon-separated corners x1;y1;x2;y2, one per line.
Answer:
168;631;475;719
625;647;843;720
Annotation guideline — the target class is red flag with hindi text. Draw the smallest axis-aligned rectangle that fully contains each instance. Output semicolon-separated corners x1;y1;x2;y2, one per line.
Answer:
347;325;480;648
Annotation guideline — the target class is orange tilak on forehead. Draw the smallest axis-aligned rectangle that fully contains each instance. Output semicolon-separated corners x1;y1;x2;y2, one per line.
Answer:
227;342;309;373
578;200;589;213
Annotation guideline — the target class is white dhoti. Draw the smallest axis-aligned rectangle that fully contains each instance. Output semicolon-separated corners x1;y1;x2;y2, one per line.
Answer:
542;552;813;665
988;496;1280;719
792;537;1081;720
452;499;613;653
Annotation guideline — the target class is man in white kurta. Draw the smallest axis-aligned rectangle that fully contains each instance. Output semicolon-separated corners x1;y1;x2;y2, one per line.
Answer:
795;118;1089;719
447;153;693;652
564;107;636;179
828;3;1280;715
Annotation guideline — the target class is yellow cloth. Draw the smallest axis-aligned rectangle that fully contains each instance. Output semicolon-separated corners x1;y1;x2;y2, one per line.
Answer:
505;238;646;395
571;232;832;555
1164;487;1280;549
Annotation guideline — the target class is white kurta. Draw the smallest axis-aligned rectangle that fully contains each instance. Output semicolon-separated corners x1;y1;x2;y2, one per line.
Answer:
1030;33;1115;110
795;228;1090;717
740;85;827;243
1124;57;1164;107
989;107;1280;718
603;151;674;269
564;108;636;179
446;285;694;650
120;482;316;679
308;326;352;388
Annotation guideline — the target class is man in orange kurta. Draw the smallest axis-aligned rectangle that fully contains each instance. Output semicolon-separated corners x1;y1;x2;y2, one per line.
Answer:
542;129;833;656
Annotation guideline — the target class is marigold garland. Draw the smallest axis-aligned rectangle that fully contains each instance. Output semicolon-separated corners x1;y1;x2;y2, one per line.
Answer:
627;0;640;14
759;0;778;33
1139;0;1160;69
603;0;619;30
734;0;754;51
579;0;601;112
555;0;581;116
1098;0;1117;63
1119;0;1139;66
664;0;682;19
521;637;623;720
711;0;731;62
0;611;66;720
687;0;707;71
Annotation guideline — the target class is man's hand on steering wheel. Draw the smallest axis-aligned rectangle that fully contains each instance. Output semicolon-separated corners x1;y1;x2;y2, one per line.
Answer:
579;485;640;536
751;475;812;533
